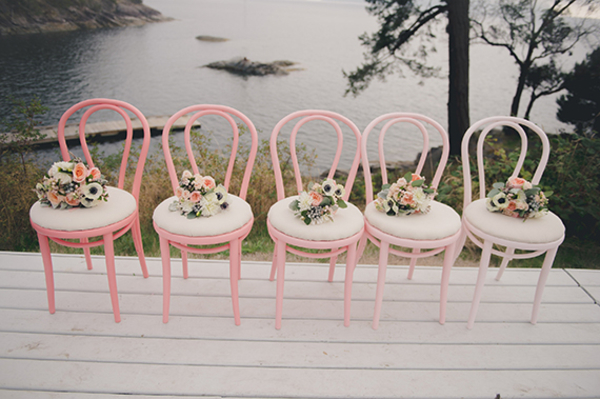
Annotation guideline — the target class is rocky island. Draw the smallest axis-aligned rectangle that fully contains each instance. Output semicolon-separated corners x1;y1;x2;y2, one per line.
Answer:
204;58;301;76
0;0;169;35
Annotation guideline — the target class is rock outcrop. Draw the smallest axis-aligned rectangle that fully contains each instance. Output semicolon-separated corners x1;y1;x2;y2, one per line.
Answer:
0;0;170;35
204;58;300;76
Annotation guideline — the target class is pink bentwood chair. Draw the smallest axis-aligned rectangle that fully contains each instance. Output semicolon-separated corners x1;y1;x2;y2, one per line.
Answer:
360;113;462;330
29;99;151;323
267;110;365;330
153;105;258;325
460;116;565;329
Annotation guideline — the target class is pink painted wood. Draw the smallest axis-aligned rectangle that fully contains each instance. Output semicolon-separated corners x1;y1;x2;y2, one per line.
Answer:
29;98;151;323
360;113;462;330
460;116;565;329
267;110;364;329
155;105;258;325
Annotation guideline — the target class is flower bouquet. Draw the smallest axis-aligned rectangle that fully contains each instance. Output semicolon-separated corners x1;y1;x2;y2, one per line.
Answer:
34;158;109;209
169;170;229;218
486;176;550;220
289;179;347;225
374;172;436;216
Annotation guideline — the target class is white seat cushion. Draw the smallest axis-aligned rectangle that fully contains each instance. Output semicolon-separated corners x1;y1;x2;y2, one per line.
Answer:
464;199;565;244
153;194;253;237
29;186;137;231
364;200;461;241
267;196;364;241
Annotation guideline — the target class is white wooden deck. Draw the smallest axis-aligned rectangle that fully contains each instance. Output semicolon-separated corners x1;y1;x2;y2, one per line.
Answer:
0;251;599;399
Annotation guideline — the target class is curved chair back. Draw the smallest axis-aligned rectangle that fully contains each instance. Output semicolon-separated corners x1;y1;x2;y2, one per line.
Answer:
270;110;362;201
56;98;151;202
161;105;259;200
461;116;551;210
361;112;450;203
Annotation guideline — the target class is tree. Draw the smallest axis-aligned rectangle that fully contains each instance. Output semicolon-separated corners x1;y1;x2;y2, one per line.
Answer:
344;0;470;156
556;46;600;137
471;0;597;118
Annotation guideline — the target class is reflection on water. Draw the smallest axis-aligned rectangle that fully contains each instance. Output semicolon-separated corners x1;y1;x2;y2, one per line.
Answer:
0;0;576;173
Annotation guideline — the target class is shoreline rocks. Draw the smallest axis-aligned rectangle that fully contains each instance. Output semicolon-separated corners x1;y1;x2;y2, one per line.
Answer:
204;58;301;76
0;0;170;36
196;35;229;42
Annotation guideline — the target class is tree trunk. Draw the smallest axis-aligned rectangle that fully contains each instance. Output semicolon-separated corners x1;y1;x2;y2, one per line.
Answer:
446;0;470;156
511;63;530;117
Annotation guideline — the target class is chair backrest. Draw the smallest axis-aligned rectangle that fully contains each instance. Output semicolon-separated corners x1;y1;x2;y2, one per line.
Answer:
461;116;551;209
270;110;362;201
361;113;450;203
161;104;258;200
57;98;151;202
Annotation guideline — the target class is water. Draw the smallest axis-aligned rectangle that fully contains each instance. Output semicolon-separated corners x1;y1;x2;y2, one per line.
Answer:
0;0;583;172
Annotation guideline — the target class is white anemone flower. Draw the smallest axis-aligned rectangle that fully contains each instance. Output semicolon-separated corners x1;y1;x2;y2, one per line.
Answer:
214;185;228;204
334;184;345;198
322;179;336;196
81;182;103;200
491;192;509;210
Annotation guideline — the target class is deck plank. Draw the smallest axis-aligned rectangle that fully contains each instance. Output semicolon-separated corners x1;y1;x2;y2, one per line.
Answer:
0;252;599;398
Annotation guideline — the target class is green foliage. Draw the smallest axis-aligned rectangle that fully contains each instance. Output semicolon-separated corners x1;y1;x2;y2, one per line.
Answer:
0;96;48;251
557;46;600;137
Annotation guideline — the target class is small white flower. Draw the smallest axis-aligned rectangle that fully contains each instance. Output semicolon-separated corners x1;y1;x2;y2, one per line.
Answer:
81;182;103;200
200;196;220;216
54;171;72;184
298;191;312;210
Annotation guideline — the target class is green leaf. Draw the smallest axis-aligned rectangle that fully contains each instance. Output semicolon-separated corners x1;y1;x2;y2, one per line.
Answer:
320;197;333;206
303;217;312;225
289;200;300;211
381;183;391;190
404;172;413;181
337;199;348;208
487;188;500;198
186;212;197;219
524;187;540;196
423;188;435;194
493;182;505;189
411;179;424;187
544;190;553;198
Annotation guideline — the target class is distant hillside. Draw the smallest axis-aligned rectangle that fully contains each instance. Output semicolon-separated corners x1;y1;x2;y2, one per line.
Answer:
0;0;169;35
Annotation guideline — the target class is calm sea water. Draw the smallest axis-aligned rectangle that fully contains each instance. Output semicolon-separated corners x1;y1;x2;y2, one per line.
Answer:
0;0;581;172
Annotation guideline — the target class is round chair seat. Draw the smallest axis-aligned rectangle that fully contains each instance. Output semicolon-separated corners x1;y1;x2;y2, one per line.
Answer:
364;200;461;241
153;194;253;237
267;196;364;241
464;199;565;244
30;186;136;232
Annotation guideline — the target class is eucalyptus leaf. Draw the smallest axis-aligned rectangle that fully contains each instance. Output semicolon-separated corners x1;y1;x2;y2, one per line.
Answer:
187;212;197;219
411;179;424;187
381;183;391;190
423;188;435;194
289;200;300;211
337;199;348;208
524;188;540;196
493;182;505;189
544;190;553;197
487;188;500;198
320;197;333;206
404;171;413;181
303;216;312;225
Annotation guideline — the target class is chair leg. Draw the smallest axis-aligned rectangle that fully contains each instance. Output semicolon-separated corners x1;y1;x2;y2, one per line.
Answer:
344;242;357;327
531;247;558;325
356;234;367;262
275;241;287;330
453;229;468;264
103;233;121;323
407;248;420;280
132;216;149;278
495;247;514;281
373;241;390;330
37;232;56;314
269;240;278;282
229;239;241;326
439;242;456;325
467;240;493;329
160;236;172;323
81;238;93;270
328;248;338;282
181;250;189;279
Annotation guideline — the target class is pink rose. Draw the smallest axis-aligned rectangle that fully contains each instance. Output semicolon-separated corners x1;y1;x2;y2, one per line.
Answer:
203;176;216;190
507;177;526;189
401;191;415;206
88;167;101;180
47;191;64;208
189;191;202;203
175;187;184;198
309;191;323;206
72;163;87;183
65;192;80;206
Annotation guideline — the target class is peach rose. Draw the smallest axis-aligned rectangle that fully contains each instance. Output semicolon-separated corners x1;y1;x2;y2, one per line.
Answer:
189;191;202;203
507;177;526;189
72;163;87;183
88;167;101;180
506;201;517;212
411;174;421;182
175;187;184;198
400;191;415;206
309;191;323;206
47;191;64;208
203;176;216;190
65;192;80;206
